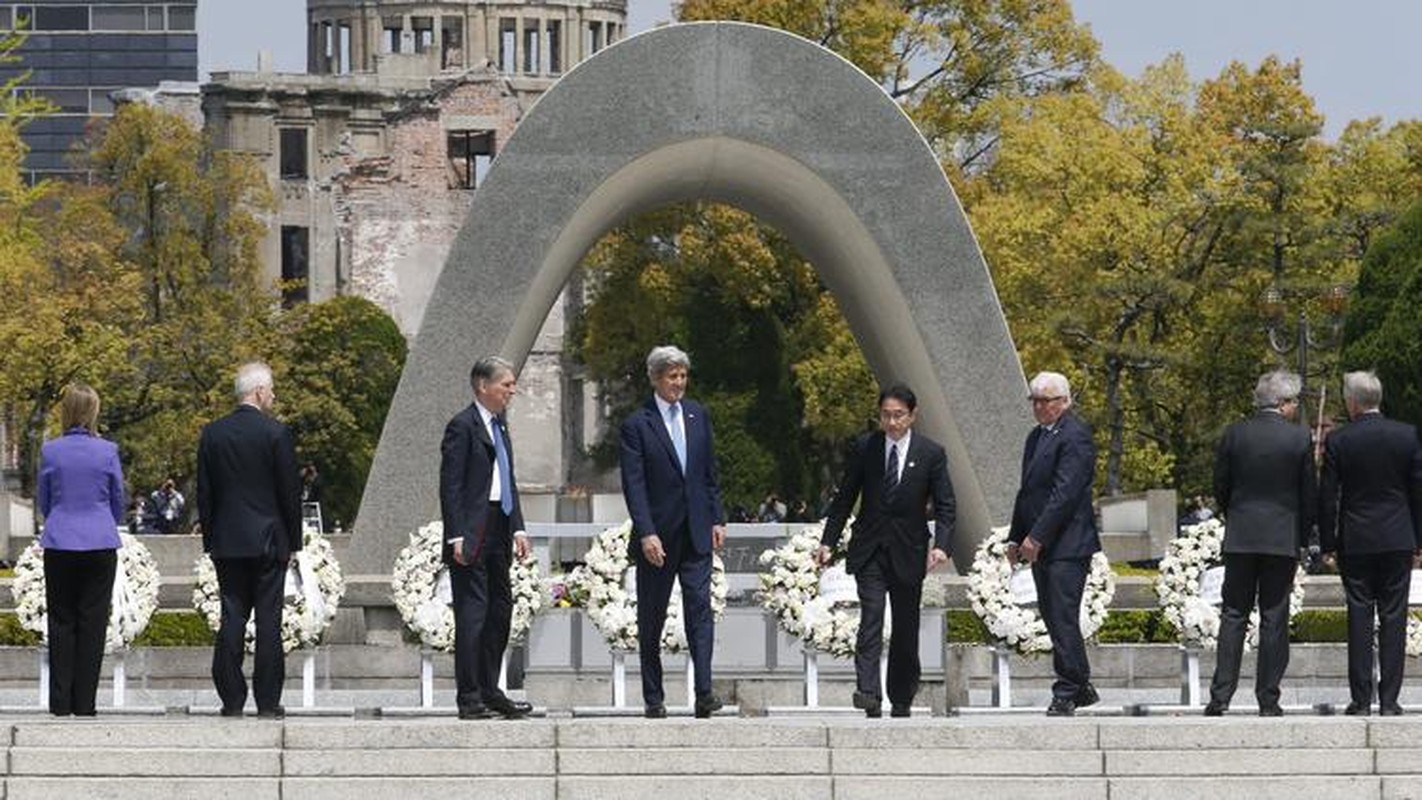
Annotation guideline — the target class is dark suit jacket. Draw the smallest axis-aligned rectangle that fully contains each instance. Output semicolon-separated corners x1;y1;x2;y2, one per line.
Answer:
197;405;302;560
821;430;955;580
1319;412;1422;555
439;403;527;564
619;397;726;556
1213;410;1316;557
1008;412;1100;561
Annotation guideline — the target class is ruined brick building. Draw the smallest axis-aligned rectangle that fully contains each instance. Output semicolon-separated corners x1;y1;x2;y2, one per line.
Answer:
202;0;630;504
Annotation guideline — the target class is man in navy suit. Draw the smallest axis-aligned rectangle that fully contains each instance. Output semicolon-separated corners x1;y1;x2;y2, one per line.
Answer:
619;345;727;719
1007;371;1101;717
1319;371;1422;716
1204;370;1314;717
197;362;302;718
816;383;955;718
439;356;534;720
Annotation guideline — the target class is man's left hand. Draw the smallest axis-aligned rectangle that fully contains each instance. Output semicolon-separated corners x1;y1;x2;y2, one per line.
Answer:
1020;536;1042;564
712;524;727;550
514;532;531;561
926;548;951;573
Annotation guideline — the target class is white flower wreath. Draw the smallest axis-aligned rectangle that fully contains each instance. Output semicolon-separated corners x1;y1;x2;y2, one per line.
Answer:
389;520;545;652
1155;518;1305;651
193;529;345;653
967;526;1116;656
12;532;162;654
567;519;727;653
757;518;893;659
1408;615;1422;659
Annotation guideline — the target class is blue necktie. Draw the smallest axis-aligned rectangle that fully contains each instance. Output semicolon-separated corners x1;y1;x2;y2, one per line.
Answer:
490;418;514;515
669;403;687;474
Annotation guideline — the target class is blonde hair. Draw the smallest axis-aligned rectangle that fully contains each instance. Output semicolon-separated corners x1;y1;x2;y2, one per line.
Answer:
59;383;100;434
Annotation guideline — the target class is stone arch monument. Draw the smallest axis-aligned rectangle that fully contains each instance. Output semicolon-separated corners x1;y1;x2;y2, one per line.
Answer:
350;22;1031;574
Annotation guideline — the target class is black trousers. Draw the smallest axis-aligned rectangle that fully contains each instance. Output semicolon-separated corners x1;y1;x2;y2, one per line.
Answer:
1341;550;1413;708
854;547;923;707
212;555;288;712
43;548;116;716
1209;552;1295;708
450;508;513;710
635;523;714;707
1033;557;1092;700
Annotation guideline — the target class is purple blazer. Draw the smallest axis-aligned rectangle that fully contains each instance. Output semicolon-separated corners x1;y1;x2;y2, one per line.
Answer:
37;428;125;551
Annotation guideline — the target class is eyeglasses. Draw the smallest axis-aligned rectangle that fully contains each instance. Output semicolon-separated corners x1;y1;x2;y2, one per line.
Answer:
1029;395;1066;405
878;410;912;421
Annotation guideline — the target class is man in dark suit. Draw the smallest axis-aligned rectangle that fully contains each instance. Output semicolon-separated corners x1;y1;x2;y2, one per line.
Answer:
817;383;955;718
620;345;727;719
1007;371;1101;717
439;356;534;720
1319;371;1422;716
1204;370;1314;717
197;362;302;718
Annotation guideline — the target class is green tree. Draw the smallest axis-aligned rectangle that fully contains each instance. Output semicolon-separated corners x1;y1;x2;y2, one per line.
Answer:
276;296;408;529
85;103;277;494
1339;202;1422;426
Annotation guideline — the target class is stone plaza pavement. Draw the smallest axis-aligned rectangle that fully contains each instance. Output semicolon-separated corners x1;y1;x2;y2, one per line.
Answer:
2;712;1422;800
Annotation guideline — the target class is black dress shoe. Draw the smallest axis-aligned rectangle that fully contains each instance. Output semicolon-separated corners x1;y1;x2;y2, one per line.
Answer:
644;704;667;719
852;691;881;711
1380;704;1404;716
1258;704;1283;717
1343;702;1371;716
256;706;285;720
1203;700;1227;717
219;705;243;718
486;696;533;718
693;694;724;719
890;705;911;718
458;704;497;720
1046;697;1076;717
1074;683;1100;708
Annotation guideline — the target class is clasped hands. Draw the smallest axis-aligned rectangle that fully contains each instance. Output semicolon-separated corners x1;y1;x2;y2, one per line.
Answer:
1006;536;1042;565
813;544;952;573
640;525;727;568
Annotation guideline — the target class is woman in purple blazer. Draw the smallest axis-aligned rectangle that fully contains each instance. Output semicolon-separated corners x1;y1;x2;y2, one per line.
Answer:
36;383;126;716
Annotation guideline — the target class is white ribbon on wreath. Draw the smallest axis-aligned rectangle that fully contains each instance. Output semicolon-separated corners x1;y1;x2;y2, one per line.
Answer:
966;526;1116;656
12;532;162;654
192;529;345;653
566;519;727;653
389;520;545;652
757;518;891;659
1155;518;1305;651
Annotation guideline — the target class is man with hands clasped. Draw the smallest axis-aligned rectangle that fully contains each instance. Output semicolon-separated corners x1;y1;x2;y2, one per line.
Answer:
817;383;956;718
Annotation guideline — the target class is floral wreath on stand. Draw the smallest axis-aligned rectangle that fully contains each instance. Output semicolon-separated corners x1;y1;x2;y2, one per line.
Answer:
193;528;346;653
390;520;546;652
967;526;1116;656
566;520;727;653
1155;518;1305;651
757;518;893;660
13;532;162;653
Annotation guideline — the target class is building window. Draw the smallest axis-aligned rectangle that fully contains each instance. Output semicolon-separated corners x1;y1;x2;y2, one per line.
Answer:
447;131;494;190
281;226;309;307
0;8;11;30
498;18;516;73
36;88;88;113
338;23;351;74
92;6;145;30
382;17;402;54
168;5;195;31
548;21;562;74
588;21;604;55
412;16;433;54
146;5;164;31
33;5;88;30
280;128;309;180
441;16;463;70
523;21;539;74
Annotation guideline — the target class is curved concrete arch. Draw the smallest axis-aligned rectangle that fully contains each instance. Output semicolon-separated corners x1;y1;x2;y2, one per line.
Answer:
350;22;1031;574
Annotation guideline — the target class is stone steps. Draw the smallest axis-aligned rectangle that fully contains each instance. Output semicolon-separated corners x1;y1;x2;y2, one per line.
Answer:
2;716;1422;799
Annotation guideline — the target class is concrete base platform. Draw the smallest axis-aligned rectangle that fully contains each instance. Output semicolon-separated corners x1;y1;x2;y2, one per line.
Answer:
3;714;1422;799
569;705;741;718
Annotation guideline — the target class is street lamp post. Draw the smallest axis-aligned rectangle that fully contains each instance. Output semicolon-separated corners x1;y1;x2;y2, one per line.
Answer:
1261;284;1349;429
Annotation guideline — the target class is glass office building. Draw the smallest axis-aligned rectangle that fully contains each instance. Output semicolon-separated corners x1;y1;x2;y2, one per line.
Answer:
0;2;197;181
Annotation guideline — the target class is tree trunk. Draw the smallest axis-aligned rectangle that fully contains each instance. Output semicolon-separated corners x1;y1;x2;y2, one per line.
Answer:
1104;355;1124;497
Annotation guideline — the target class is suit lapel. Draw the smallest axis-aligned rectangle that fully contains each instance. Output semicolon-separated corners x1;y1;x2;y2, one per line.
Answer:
644;400;682;475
